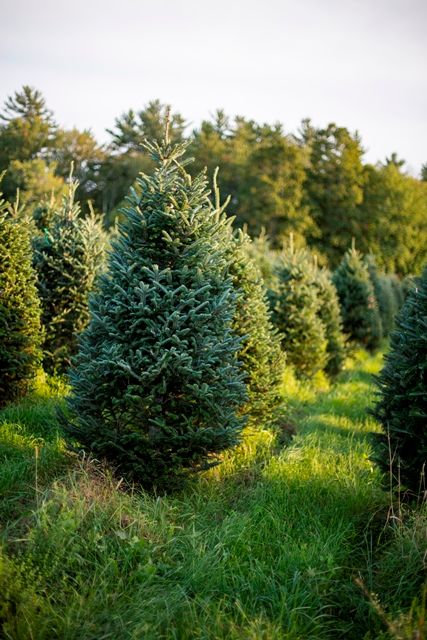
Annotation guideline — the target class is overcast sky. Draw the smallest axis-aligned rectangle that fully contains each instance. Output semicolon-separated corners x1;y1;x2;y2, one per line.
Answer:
1;0;426;174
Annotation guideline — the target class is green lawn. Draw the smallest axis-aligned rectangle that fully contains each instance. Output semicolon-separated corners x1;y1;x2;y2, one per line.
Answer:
0;351;425;639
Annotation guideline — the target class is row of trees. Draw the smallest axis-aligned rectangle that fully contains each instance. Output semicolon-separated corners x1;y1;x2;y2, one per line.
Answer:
1;131;412;490
1;87;426;275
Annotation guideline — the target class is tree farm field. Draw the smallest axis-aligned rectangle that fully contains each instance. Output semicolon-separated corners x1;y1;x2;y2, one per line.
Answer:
1;348;425;639
1;1;427;636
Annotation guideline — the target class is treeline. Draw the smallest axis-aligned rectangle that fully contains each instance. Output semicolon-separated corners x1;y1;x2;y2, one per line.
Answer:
1;86;426;275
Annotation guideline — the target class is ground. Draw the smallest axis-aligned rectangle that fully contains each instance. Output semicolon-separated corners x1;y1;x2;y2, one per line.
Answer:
0;349;425;639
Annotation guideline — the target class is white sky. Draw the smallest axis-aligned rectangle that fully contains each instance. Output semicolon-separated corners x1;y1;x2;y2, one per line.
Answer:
1;0;426;174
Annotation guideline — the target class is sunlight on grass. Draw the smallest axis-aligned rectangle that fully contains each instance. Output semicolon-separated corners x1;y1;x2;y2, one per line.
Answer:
0;349;423;639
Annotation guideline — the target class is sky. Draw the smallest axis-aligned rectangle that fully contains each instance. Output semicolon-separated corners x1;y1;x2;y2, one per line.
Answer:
1;0;426;174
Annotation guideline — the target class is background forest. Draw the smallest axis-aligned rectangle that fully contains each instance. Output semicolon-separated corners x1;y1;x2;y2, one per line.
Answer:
1;85;426;274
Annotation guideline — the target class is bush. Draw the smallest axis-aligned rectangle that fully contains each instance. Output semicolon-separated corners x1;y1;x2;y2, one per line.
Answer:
333;246;382;351
65;137;247;488
0;189;42;406
33;179;107;374
269;241;328;377
372;266;427;495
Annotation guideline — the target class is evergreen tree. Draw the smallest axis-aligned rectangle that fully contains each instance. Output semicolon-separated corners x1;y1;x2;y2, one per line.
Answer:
228;228;285;427
64;135;247;487
401;274;415;302
372;267;427;495
244;230;278;287
269;239;328;378
247;232;342;379
33;176;107;374
364;254;398;337
301;122;365;265
0;184;42;406
360;163;427;276
314;265;346;376
389;273;405;308
333;245;382;350
0;86;58;200
190;116;312;246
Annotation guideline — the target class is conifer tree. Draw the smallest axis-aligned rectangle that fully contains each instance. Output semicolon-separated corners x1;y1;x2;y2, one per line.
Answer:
64;135;247;487
372;267;427;495
269;238;328;377
245;230;279;287
228;228;285;427
333;245;382;350
314;265;346;376
389;273;405;308
33;176;107;374
0;185;42;406
401;274;415;302
364;254;398;337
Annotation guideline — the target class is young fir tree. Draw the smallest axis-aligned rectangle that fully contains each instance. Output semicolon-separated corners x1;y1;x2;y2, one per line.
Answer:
333;245;382;351
245;230;278;288
389;273;405;308
364;254;398;337
313;264;346;376
269;238;328;378
228;228;285;427
0;185;42;406
372;267;427;495
64;135;247;487
401;274;415;302
33;177;107;374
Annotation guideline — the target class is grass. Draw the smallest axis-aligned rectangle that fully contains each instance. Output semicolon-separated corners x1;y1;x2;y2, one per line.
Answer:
0;351;425;639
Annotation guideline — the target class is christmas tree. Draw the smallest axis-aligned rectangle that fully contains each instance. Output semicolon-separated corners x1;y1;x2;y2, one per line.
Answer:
269;238;328;378
364;254;398;337
65;134;247;487
0;184;42;406
314;265;346;376
228;228;285;427
372;267;427;495
33;176;107;374
333;245;382;351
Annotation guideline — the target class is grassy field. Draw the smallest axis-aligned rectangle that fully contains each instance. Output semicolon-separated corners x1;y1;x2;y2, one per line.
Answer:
0;350;425;639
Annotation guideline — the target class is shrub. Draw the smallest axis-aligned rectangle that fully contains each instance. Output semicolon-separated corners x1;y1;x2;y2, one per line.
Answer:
65;137;247;488
0;188;42;406
33;179;107;374
372;266;427;495
333;246;382;351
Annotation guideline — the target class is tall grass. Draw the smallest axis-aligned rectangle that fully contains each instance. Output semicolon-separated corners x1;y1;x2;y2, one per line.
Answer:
0;353;424;639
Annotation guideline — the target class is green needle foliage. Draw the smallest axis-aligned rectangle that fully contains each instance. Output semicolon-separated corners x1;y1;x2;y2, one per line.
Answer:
269;239;328;378
65;135;247;488
390;273;405;308
0;185;42;406
314;265;346;377
372;267;427;496
33;177;107;374
229;227;285;427
333;245;382;351
364;255;398;337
